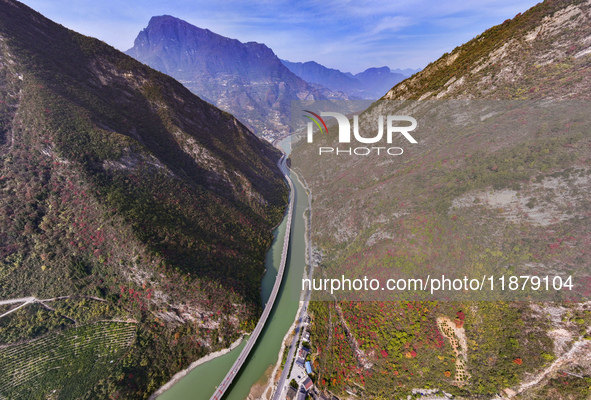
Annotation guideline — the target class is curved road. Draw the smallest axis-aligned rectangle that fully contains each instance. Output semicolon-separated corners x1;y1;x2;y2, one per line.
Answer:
210;154;295;400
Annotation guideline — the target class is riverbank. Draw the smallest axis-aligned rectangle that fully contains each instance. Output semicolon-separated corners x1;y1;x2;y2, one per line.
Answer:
290;165;313;274
266;159;316;400
153;136;306;400
148;335;245;400
248;139;313;400
253;298;306;400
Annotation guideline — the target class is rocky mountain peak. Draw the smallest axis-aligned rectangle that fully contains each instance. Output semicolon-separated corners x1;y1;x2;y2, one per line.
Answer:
126;16;348;141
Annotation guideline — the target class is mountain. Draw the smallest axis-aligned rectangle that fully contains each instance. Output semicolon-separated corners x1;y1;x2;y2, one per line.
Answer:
0;0;288;398
126;16;348;142
280;59;363;95
293;0;591;398
354;66;405;97
390;67;422;77
281;60;407;99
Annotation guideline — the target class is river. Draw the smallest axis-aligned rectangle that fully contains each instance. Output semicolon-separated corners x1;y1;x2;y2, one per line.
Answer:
158;137;307;400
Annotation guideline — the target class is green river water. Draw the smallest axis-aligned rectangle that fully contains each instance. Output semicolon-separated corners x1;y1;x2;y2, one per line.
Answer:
158;138;307;400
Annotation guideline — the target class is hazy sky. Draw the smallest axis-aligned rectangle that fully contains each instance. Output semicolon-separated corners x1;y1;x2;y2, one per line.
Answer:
19;0;541;74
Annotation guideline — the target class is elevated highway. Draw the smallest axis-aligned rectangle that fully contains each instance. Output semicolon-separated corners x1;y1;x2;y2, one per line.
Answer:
210;154;294;400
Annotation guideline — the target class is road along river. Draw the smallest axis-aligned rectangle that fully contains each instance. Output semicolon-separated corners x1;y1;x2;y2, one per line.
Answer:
158;137;308;400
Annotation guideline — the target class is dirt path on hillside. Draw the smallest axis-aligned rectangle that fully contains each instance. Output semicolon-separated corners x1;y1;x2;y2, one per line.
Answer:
334;302;373;369
436;317;470;386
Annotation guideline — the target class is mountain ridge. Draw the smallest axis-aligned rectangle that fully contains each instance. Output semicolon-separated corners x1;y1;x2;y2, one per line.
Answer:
280;59;407;99
383;0;591;101
293;0;591;398
0;1;287;398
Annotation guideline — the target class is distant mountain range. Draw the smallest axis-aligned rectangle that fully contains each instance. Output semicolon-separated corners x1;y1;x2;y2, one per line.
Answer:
280;60;417;99
126;16;349;141
390;67;422;76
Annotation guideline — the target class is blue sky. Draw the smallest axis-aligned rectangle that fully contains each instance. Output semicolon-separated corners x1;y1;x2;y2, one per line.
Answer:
20;0;540;73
